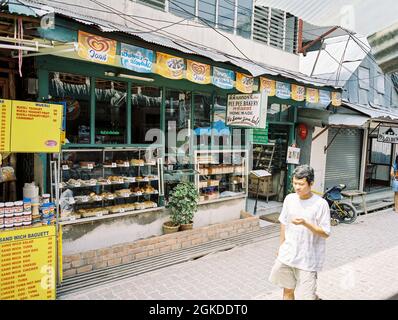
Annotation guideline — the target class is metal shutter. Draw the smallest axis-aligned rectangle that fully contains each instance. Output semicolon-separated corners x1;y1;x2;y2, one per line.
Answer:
325;128;362;190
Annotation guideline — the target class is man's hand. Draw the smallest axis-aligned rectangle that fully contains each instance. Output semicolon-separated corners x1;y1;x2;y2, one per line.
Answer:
291;218;307;225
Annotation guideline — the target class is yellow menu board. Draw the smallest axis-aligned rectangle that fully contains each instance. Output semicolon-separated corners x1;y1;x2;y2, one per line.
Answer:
0;99;12;152
10;101;62;153
0;226;57;300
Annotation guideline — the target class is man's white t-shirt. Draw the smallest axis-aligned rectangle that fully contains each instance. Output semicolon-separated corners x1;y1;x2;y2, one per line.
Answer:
277;193;331;272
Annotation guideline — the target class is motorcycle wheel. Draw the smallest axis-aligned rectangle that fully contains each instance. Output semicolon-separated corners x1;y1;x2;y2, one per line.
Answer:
331;202;357;224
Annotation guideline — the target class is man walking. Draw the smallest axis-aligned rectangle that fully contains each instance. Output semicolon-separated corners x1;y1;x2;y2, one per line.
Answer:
269;165;331;300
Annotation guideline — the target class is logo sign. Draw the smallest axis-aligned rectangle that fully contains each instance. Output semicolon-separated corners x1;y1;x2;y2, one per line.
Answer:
226;93;267;128
78;31;116;65
155;52;185;79
186;60;211;84
236;73;254;93
120;43;153;73
291;84;305;101
276;81;291;99
306;87;319;103
212;67;235;89
377;126;398;143
332;91;342;106
260;77;275;96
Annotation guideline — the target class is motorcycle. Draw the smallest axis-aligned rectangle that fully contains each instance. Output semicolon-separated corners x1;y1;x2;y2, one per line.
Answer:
323;184;357;226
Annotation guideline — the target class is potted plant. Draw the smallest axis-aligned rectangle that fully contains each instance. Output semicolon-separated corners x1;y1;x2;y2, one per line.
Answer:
167;181;199;231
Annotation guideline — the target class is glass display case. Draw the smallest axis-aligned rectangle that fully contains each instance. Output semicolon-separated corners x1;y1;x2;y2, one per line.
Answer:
51;147;164;225
194;149;248;203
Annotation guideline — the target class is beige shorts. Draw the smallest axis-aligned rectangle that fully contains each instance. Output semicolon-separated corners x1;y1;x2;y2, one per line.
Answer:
269;259;318;300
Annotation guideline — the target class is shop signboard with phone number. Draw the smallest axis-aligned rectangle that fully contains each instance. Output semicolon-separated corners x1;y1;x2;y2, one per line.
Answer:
0;226;57;300
0;99;62;153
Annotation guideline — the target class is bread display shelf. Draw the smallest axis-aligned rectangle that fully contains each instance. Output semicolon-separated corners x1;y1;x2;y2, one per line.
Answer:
59;178;159;189
59;207;164;225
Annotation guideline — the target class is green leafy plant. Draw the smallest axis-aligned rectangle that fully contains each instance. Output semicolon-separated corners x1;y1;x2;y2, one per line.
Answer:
167;181;199;225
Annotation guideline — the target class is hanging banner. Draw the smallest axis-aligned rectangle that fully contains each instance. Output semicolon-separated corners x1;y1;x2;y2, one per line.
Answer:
291;84;305;101
226;93;267;128
259;77;276;96
155;52;185;80
276;81;291;99
0;99;12;152
186;60;211;84
331;91;342;106
78;31;117;65
236;73;254;93
212;67;235;89
306;87;319;103
120;43;153;73
319;90;331;106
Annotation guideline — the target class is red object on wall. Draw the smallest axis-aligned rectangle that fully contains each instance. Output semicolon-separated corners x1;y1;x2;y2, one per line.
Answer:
297;123;308;140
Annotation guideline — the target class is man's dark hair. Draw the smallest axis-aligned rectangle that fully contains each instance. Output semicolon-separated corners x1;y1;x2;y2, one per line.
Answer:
292;165;314;185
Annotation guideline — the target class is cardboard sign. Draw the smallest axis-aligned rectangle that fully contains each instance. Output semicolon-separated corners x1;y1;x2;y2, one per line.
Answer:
286;146;301;164
226;93;267;128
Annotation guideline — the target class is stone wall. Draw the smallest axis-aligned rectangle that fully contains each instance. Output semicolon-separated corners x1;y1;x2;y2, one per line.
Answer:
62;212;260;278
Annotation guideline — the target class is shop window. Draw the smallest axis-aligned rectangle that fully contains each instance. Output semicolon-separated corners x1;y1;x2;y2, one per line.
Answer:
165;90;192;155
194;93;212;149
131;86;162;144
48;72;91;144
199;0;217;26
267;103;294;122
358;67;370;90
370;139;391;165
169;0;196;19
95;79;127;144
236;0;253;39
218;0;235;33
213;95;231;148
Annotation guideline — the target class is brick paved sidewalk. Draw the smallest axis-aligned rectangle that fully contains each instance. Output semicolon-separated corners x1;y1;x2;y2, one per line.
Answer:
60;209;398;300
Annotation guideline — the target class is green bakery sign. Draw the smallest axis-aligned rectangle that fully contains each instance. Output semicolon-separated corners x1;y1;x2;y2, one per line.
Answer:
252;124;268;144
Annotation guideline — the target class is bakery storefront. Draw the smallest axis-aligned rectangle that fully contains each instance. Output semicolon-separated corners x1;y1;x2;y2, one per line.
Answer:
30;18;342;279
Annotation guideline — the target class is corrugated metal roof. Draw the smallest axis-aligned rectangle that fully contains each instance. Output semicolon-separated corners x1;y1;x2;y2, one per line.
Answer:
343;100;398;120
255;0;398;37
17;0;338;89
328;113;369;127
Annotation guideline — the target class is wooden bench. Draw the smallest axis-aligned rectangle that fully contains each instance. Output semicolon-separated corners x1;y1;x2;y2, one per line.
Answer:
341;190;368;215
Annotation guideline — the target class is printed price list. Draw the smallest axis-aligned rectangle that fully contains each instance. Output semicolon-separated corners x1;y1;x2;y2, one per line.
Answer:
0;226;56;300
0;99;11;152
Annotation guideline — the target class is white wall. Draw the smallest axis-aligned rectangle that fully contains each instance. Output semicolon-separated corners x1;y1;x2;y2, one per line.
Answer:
310;127;328;193
70;0;299;72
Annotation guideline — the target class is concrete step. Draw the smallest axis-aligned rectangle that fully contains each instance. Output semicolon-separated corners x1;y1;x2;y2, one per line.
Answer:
357;201;394;215
57;225;280;297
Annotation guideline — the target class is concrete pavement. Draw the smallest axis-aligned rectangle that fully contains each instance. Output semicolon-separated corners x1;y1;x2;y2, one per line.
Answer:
59;208;398;300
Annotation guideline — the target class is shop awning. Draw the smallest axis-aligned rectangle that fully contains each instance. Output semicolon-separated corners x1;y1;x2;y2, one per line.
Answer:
14;0;339;90
342;101;398;121
328;113;370;127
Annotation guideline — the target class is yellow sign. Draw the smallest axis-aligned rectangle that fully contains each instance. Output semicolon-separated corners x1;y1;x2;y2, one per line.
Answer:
291;84;305;101
259;77;275;96
155;52;185;80
331;91;342;106
306;87;319;103
0;99;12;152
236;73;254;93
0;226;57;300
186;60;211;84
78;31;117;65
10;101;63;153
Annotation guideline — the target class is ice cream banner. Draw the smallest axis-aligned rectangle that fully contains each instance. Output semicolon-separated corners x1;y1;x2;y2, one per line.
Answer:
319;90;331;106
186;60;211;84
212;67;235;89
331;91;342;106
120;43;153;73
236;73;254;93
291;84;305;101
78;31;117;65
155;52;185;79
260;77;275;96
306;87;319;103
276;81;291;99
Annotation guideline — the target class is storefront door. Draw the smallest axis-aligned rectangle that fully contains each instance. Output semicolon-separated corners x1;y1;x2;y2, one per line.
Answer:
366;137;393;191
